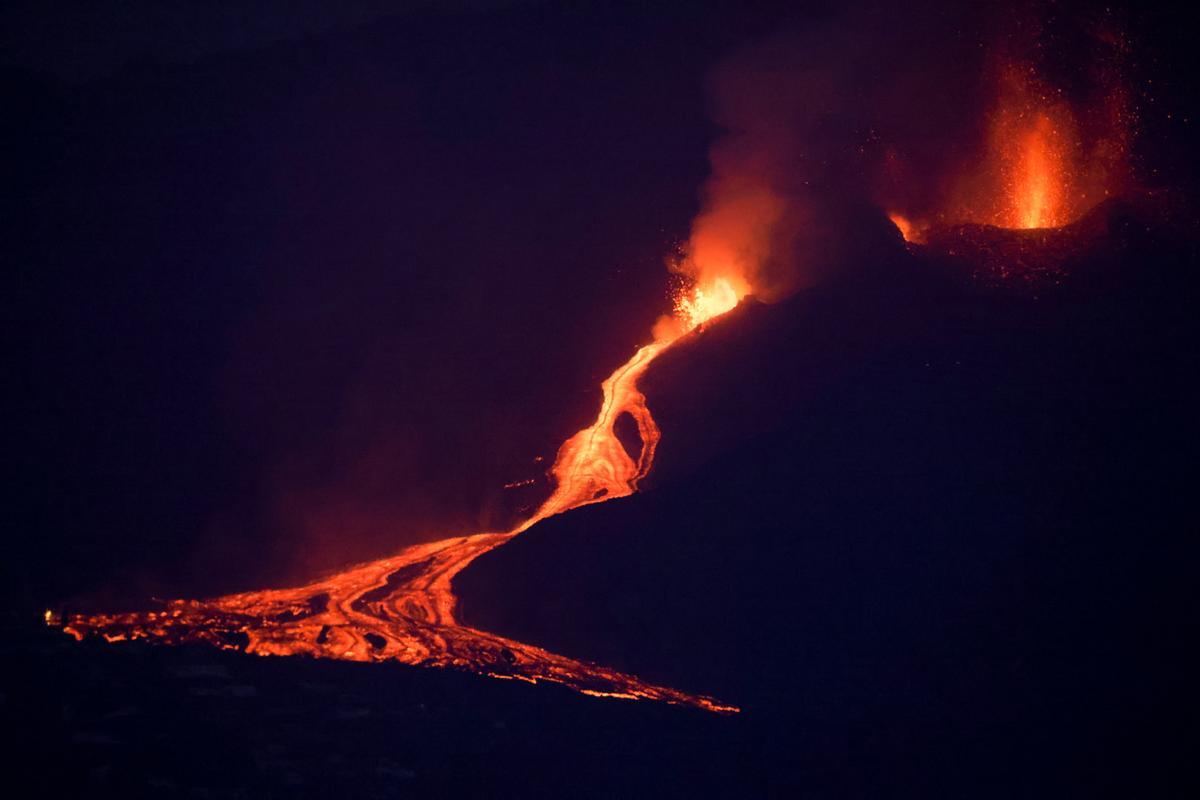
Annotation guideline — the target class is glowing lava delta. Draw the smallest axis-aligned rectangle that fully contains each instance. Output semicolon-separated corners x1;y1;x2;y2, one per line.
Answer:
63;277;745;713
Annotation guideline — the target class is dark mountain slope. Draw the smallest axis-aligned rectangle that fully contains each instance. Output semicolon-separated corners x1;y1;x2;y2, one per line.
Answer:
457;203;1197;794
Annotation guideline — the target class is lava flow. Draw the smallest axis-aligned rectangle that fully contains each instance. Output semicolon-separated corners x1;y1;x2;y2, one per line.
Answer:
63;277;744;713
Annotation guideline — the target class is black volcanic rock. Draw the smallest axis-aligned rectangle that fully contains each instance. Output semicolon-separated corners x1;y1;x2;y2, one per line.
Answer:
456;202;1197;795
918;192;1196;291
4;624;751;798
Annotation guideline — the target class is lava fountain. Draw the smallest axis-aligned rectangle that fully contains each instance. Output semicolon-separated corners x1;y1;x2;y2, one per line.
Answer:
62;275;745;713
888;55;1131;245
981;68;1080;231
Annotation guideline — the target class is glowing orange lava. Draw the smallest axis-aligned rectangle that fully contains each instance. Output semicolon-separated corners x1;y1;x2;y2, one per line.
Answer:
887;212;921;243
64;278;744;713
674;276;740;332
988;98;1076;230
885;58;1128;240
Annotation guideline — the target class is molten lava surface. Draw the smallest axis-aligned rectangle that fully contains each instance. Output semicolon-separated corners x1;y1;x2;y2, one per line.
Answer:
64;281;744;713
519;340;667;529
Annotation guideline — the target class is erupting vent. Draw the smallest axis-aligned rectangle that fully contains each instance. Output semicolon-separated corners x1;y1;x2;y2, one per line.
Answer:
980;67;1087;231
888;56;1131;245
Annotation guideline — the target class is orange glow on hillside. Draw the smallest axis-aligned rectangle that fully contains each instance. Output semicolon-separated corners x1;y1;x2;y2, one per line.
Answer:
64;256;744;714
888;212;921;243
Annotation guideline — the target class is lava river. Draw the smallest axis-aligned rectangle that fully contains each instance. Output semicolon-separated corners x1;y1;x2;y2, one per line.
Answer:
63;280;743;714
